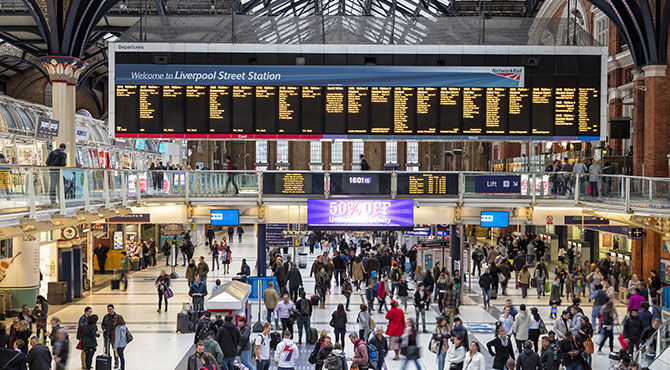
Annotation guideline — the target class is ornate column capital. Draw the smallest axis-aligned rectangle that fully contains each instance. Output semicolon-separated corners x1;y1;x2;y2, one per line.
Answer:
37;56;87;85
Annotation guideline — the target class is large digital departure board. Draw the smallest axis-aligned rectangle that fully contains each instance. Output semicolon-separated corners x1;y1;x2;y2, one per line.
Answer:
112;62;602;140
262;172;325;194
397;173;459;195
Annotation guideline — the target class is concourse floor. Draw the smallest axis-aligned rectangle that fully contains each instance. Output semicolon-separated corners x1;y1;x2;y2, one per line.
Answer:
47;228;627;370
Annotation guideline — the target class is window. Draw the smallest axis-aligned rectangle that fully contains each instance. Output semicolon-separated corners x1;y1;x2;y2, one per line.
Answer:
310;141;322;163
352;141;364;164
385;141;397;163
407;141;419;163
595;16;609;46
0;104;17;130
277;140;289;163
255;140;268;163
331;141;343;164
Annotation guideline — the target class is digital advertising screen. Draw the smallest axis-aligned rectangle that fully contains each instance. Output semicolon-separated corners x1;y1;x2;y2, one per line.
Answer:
210;209;239;225
307;199;414;228
480;211;509;227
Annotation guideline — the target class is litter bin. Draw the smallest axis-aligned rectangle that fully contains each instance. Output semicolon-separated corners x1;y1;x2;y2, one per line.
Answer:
298;251;308;269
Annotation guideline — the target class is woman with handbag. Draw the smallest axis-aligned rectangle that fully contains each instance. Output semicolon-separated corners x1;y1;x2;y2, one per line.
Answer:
432;317;450;370
445;335;466;370
528;307;545;352
155;269;171;313
578;316;594;367
357;304;372;343
113;315;130;370
463;342;485;370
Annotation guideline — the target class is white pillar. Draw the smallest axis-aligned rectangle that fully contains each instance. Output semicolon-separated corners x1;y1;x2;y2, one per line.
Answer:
0;236;40;309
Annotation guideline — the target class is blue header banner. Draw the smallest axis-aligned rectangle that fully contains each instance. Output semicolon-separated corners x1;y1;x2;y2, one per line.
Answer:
474;175;521;193
115;64;524;87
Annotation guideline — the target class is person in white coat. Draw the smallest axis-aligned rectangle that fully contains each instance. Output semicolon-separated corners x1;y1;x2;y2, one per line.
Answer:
274;330;299;370
445;335;466;370
463;341;486;370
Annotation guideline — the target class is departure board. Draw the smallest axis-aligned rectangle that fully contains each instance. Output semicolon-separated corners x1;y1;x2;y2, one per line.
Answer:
440;87;461;134
116;85;601;138
508;88;531;135
531;88;553;135
485;87;507;134
394;87;416;134
462;87;484;134
209;86;231;133
324;87;347;134
370;87;393;134
397;173;459;195
278;86;301;134
262;172;325;194
416;87;438;134
554;88;577;136
330;173;392;195
162;86;185;133
115;85;138;133
232;86;254;133
255;86;277;133
185;85;208;133
138;85;161;133
347;87;369;133
301;87;323;133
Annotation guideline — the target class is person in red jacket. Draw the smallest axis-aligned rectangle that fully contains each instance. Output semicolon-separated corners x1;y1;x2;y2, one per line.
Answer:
377;279;387;314
385;300;406;360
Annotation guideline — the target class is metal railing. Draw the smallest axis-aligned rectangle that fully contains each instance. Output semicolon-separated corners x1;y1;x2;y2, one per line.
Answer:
2;165;670;218
637;317;670;367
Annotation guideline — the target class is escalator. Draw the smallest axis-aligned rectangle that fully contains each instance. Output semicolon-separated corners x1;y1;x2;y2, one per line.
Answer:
636;316;670;368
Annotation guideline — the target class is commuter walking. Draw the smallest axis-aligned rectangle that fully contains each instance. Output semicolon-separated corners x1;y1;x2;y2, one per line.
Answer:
329;304;348;349
155;269;171;312
385;300;405;360
413;283;429;332
113;316;129;370
197;256;210;283
316;267;330;309
400;319;420;370
189;275;207;311
479;267;493;309
206;227;215;248
288;263;302;302
238;317;254;370
223;246;232;274
295;289;312;345
263;281;280;327
487;325;515;370
227;226;235;244
46;143;67;203
513;304;530;353
433;317;450;370
52;328;69;370
27;336;51;370
237;225;244;243
254;322;272;370
357;304;372;343
224;156;239;194
274;293;296;335
516;340;541;370
369;327;388;370
76;307;92;369
274;330;298;370
117;251;130;291
210;241;220;271
597;300;617;353
216;314;241;370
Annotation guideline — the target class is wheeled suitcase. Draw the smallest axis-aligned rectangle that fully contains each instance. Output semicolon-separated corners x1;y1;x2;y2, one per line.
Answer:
177;311;190;333
189;311;199;332
309;328;318;344
110;280;120;290
95;355;112;370
310;295;320;305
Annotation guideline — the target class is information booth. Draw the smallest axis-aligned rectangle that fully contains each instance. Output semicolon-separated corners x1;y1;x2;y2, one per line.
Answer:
206;280;252;325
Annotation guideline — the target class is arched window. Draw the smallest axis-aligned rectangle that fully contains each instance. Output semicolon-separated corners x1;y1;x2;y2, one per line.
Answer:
44;82;52;107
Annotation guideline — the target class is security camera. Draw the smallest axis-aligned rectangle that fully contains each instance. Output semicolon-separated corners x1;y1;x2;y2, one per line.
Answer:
635;86;647;91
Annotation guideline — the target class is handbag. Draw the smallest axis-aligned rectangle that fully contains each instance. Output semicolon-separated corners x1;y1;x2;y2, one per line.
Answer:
618;334;628;350
531;279;537;288
583;336;594;354
449;362;463;370
125;328;134;343
76;340;82;350
164;288;174;299
369;317;376;330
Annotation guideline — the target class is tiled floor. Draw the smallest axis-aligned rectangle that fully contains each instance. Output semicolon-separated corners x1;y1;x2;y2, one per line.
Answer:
47;228;628;370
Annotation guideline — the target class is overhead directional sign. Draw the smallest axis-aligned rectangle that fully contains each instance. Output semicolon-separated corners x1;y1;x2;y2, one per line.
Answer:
474;175;520;193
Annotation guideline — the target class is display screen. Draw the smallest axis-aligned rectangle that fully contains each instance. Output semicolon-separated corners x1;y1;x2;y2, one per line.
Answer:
113;63;600;140
329;173;392;195
307;199;414;228
396;173;459;195
210;209;239;225
262;172;325;194
480;211;509;227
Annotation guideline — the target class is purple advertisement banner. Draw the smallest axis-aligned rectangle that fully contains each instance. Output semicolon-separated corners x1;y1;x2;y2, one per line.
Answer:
307;199;414;227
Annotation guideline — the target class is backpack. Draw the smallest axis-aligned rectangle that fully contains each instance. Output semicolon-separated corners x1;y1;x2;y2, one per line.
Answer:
251;334;264;358
367;342;379;368
298;299;311;316
326;354;344;370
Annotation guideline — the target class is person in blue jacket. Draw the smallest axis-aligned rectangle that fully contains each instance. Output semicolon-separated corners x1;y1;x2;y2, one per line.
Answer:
189;275;207;311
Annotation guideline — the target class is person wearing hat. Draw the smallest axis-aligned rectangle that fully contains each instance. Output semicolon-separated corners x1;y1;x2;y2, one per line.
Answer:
385;300;405;360
513;304;530;354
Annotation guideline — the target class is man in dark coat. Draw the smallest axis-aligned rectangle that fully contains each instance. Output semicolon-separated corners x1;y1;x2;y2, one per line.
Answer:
46;143;67;203
93;243;109;274
0;347;26;370
206;227;215;247
623;308;644;352
26;337;52;370
515;340;540;370
368;327;389;370
274;259;288;295
287;263;303;302
332;252;345;287
216;314;240;370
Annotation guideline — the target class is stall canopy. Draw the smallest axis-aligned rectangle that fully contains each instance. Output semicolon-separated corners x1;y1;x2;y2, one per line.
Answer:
206;280;251;311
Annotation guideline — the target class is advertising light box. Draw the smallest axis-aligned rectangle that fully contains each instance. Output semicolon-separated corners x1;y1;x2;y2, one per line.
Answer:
210;209;239;226
307;199;414;228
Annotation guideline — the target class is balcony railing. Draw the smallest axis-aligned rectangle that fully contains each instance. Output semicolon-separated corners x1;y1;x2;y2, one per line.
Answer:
1;165;669;218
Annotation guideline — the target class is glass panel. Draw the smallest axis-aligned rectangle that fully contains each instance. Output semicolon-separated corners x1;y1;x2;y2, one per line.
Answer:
407;141;419;163
385;141;397;163
0;104;17;130
332;141;343;164
13;107;34;132
310;141;322;163
256;140;268;163
277;140;289;163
